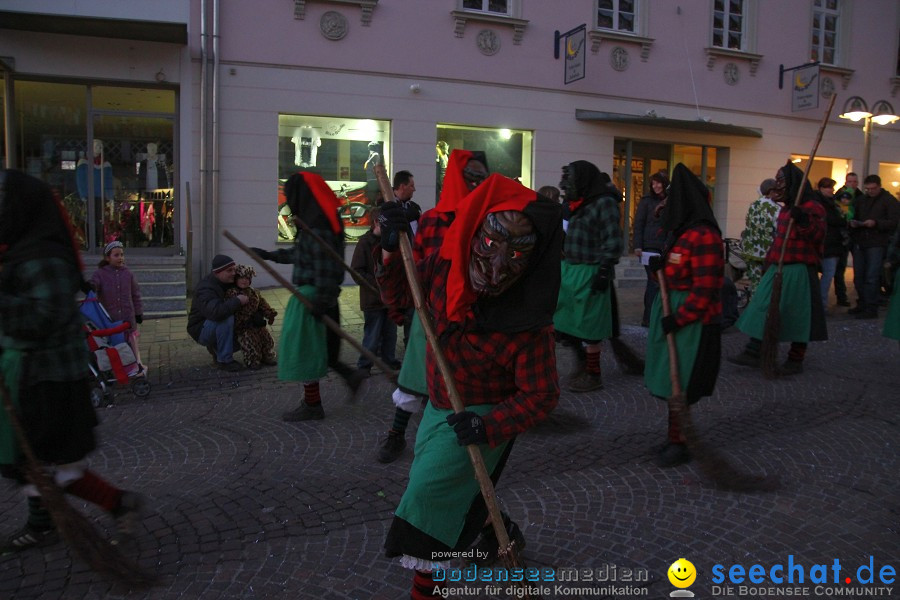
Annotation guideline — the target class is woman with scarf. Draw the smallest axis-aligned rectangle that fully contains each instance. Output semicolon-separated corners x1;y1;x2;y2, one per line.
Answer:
374;149;489;464
553;160;624;392
251;171;357;421
644;164;724;468
0;170;141;553
379;174;562;599
729;160;827;375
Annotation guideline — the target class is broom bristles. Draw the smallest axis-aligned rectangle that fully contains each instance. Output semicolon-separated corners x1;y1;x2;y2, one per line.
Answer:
761;272;783;379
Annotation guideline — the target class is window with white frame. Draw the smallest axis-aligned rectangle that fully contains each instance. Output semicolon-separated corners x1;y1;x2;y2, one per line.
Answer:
810;0;840;64
713;0;745;50
461;0;511;16
596;0;637;33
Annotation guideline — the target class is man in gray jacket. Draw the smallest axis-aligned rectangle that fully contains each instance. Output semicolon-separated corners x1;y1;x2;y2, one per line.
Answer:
848;175;899;319
186;254;248;371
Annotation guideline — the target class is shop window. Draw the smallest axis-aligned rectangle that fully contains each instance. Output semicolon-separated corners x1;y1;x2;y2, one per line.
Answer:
878;163;900;196
435;124;533;203
278;114;390;242
789;154;850;192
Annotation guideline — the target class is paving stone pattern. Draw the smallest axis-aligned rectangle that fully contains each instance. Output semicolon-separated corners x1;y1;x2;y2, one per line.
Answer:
1;285;897;599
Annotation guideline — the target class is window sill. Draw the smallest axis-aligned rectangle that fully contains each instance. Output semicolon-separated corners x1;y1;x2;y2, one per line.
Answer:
819;64;854;89
451;10;528;44
704;47;762;76
588;30;653;61
294;0;378;25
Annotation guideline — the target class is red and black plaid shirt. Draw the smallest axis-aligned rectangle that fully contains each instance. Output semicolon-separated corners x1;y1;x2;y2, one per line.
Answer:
662;224;724;327
765;200;825;267
379;252;559;447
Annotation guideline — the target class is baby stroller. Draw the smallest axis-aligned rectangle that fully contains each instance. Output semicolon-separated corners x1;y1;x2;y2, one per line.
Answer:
80;292;151;406
724;238;752;310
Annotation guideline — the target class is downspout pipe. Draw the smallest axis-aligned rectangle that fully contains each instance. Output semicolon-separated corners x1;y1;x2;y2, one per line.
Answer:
199;0;209;271
211;0;220;256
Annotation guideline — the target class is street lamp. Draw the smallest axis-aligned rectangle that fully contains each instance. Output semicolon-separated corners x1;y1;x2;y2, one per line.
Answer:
839;96;899;176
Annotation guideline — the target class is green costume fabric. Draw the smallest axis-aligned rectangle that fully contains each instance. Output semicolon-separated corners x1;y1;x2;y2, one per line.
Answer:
394;402;509;547
0;350;25;464
277;286;328;381
397;315;427;396
553;262;613;341
736;264;812;342
644;291;702;398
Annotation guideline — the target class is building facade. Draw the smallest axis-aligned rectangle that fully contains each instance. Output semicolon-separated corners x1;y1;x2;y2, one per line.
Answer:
2;0;899;288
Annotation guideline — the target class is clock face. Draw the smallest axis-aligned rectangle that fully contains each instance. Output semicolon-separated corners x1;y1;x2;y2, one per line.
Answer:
724;62;739;85
610;46;629;71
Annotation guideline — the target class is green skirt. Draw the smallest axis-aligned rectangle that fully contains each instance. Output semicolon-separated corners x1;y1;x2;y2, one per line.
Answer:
645;291;702;399
884;280;900;341
737;264;814;342
277;286;328;381
395;403;510;548
397;314;428;396
554;262;613;341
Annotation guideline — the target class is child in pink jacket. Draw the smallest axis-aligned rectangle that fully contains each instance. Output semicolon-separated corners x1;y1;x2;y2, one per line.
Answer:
90;241;144;367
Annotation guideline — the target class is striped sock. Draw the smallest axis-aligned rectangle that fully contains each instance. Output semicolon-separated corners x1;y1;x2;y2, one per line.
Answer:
586;349;601;375
65;470;123;512
26;496;54;532
303;381;321;406
788;342;807;362
411;570;445;599
391;407;413;435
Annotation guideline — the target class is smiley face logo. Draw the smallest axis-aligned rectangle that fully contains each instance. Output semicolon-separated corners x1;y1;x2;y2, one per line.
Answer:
668;558;697;588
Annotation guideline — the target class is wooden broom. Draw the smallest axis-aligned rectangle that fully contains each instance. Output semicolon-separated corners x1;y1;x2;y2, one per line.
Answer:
0;377;157;587
373;163;539;599
657;272;778;492
761;93;837;378
222;230;399;381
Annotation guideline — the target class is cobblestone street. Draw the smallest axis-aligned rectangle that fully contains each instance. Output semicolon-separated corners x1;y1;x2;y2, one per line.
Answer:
1;285;897;599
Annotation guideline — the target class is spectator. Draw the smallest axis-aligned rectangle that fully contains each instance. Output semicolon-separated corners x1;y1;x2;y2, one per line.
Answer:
90;240;144;368
848;175;899;319
351;206;399;376
832;189;855;306
186;254;248;372
815;177;849;310
225;264;278;370
740;178;780;293
633;171;669;327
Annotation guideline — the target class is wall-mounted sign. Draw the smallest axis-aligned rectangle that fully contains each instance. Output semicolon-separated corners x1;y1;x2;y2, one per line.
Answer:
791;63;820;112
561;24;586;85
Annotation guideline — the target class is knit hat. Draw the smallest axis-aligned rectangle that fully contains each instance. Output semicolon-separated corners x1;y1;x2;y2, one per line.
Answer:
212;254;236;273
104;240;124;255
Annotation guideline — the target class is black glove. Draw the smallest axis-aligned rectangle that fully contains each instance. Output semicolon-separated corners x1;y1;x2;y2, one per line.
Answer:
135;314;143;325
250;310;267;328
661;314;679;334
648;255;665;272
789;206;809;226
378;202;412;252
80;279;96;294
250;247;273;261
591;267;611;293
446;411;488;446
